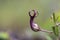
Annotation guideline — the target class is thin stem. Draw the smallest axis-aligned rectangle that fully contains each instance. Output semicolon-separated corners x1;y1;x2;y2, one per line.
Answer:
40;29;53;33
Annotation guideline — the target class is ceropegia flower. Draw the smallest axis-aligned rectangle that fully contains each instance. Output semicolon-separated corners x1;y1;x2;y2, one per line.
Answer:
29;10;40;32
28;10;53;33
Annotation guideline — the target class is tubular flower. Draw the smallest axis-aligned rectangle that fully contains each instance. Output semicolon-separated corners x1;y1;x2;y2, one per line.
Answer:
29;10;40;32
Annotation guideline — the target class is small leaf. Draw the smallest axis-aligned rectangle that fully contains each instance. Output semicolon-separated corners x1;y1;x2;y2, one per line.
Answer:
52;25;59;37
53;13;56;23
52;26;56;35
50;15;53;20
55;25;59;36
56;16;60;22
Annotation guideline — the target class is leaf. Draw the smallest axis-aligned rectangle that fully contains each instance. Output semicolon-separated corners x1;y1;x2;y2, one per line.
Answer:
56;16;60;22
53;13;56;23
52;26;56;35
55;25;59;37
52;25;59;37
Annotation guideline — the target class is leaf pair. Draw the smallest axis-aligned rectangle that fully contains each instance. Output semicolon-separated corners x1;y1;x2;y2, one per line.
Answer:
51;13;60;23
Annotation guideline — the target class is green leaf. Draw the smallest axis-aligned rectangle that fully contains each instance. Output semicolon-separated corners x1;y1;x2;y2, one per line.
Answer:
53;13;56;23
52;25;59;37
56;16;60;22
55;25;59;37
52;26;55;35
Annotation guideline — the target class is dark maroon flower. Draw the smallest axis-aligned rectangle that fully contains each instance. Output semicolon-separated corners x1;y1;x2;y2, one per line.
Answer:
28;10;53;33
29;10;40;32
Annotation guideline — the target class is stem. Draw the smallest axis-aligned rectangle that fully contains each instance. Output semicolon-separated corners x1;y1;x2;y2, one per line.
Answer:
40;29;53;33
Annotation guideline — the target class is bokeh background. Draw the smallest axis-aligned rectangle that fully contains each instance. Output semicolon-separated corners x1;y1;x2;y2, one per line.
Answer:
0;0;60;40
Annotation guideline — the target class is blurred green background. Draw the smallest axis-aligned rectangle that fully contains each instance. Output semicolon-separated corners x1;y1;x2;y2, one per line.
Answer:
0;0;60;40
